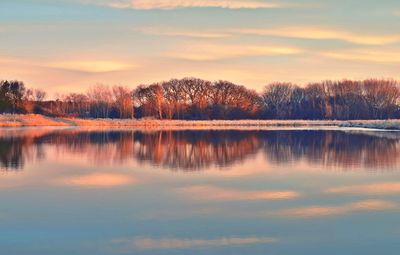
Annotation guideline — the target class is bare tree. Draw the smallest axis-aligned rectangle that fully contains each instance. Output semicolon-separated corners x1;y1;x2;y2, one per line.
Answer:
363;79;400;118
148;83;165;119
87;84;112;118
262;83;294;119
113;85;133;119
34;89;47;102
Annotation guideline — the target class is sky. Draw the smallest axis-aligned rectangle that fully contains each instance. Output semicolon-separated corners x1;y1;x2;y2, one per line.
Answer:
1;0;400;95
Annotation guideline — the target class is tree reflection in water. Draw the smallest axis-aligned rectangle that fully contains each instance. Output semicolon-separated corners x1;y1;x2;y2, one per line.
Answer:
0;129;399;171
134;131;261;170
262;131;400;170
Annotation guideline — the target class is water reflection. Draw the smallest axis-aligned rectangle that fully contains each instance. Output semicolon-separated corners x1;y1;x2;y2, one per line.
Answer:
1;128;400;171
262;130;400;169
272;199;398;218
134;131;261;170
113;236;278;251
0;135;45;170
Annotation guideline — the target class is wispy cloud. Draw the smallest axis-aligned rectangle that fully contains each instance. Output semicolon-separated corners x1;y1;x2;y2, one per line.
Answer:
99;0;285;10
113;236;278;250
274;200;397;218
138;27;231;38
178;185;299;201
168;43;303;61
138;25;400;46
46;60;136;73
322;49;400;63
235;27;400;45
61;173;136;187
326;182;400;195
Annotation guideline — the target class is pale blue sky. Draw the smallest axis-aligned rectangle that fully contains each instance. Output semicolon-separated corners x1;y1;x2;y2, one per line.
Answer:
1;0;399;94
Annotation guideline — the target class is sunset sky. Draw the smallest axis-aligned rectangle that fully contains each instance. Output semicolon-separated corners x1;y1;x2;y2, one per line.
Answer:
1;0;400;95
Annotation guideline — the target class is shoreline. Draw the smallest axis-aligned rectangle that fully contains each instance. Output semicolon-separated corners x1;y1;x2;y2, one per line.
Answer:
1;114;400;130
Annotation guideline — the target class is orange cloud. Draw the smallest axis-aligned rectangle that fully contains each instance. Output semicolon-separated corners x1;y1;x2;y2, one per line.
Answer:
138;27;231;38
168;43;303;61
62;173;136;187
321;49;400;63
138;25;400;46
326;182;400;195
236;27;400;45
178;185;299;201
113;236;278;250
274;200;397;218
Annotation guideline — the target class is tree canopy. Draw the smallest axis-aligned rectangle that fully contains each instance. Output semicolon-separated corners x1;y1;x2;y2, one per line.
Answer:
1;78;400;120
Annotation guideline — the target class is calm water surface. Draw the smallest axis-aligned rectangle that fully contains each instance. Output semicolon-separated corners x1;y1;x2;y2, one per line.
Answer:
1;128;400;255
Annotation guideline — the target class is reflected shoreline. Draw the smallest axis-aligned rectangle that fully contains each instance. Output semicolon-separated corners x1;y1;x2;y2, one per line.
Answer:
1;128;400;171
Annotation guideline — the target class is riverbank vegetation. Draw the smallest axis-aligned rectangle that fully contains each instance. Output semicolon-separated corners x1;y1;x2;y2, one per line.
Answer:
1;78;400;120
0;114;344;127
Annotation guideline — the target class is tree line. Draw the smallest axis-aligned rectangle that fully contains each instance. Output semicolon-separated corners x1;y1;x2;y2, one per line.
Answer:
1;78;400;120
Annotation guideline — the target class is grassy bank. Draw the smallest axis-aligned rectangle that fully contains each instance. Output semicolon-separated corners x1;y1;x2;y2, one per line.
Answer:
0;114;342;128
339;120;400;130
0;114;399;130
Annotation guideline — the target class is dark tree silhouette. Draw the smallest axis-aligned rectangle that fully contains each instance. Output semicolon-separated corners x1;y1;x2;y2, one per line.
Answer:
1;78;400;120
0;80;26;113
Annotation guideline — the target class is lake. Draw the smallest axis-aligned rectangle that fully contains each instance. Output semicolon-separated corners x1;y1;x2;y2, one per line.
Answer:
1;127;400;255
